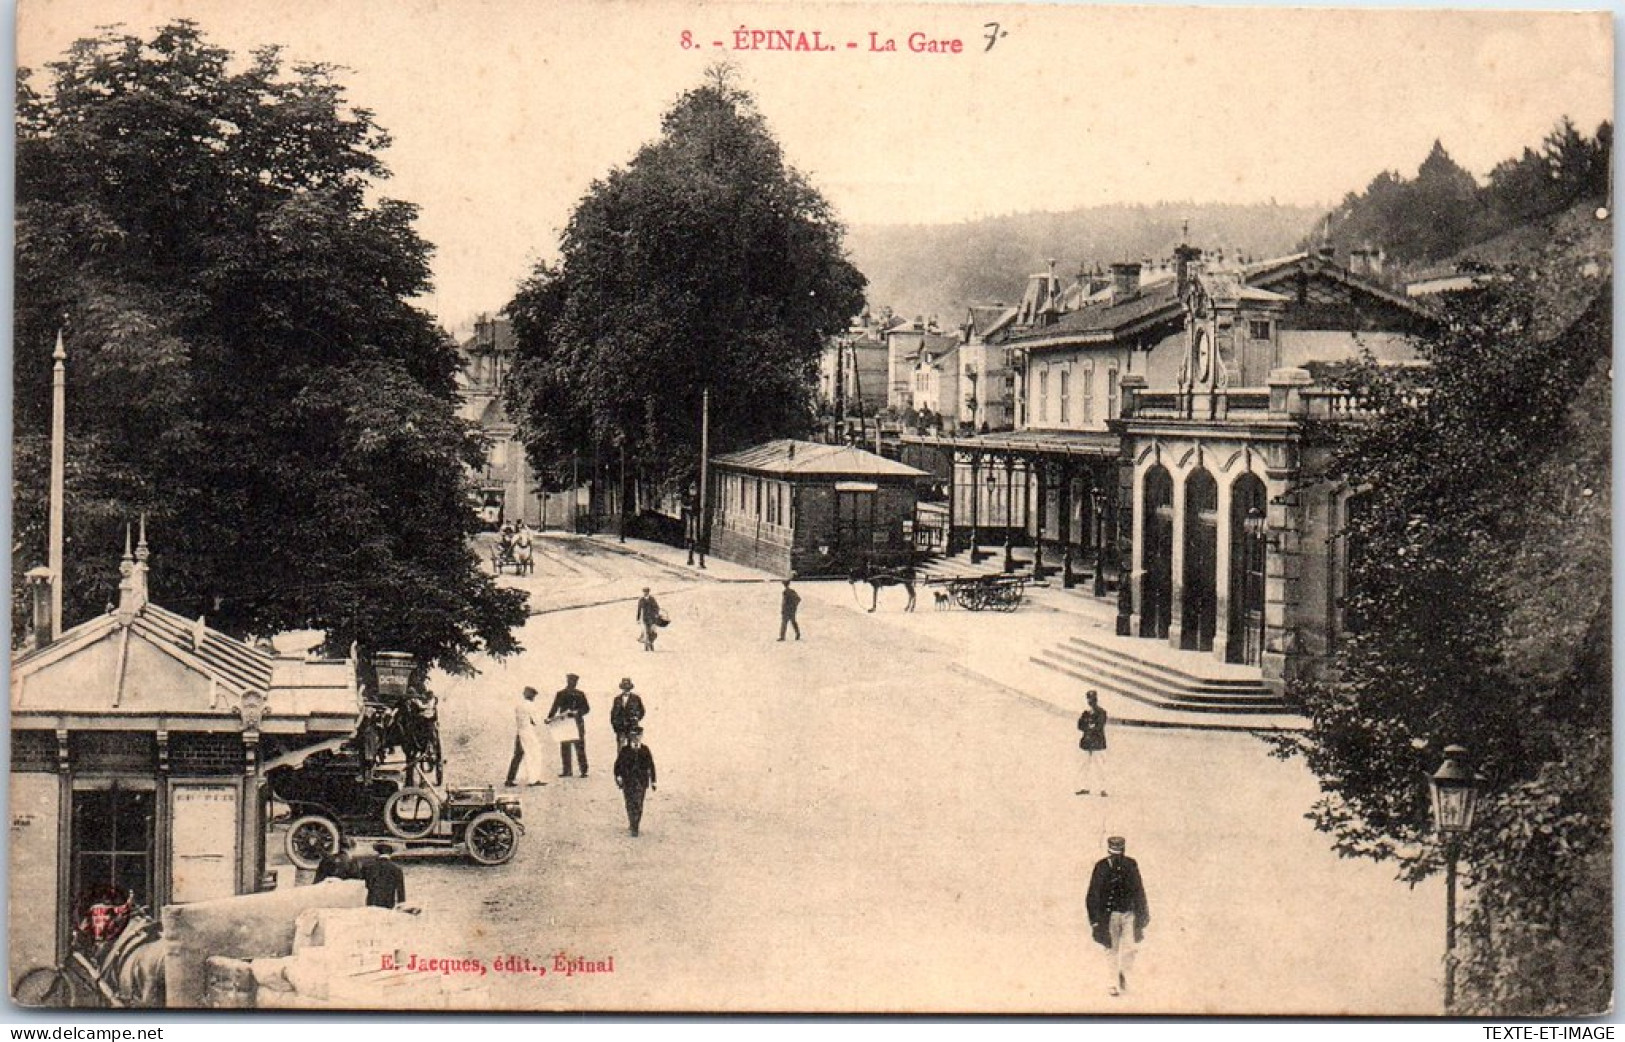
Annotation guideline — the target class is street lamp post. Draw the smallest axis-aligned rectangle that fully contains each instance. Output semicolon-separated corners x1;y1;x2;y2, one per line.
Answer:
1092;493;1107;598
1243;506;1267;663
1428;744;1484;1015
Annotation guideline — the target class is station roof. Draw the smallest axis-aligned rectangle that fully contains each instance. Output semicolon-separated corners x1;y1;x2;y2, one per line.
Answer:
713;439;929;479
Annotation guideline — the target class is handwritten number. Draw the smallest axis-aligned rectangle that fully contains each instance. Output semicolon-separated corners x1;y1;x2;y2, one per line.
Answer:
982;22;1008;52
680;30;695;50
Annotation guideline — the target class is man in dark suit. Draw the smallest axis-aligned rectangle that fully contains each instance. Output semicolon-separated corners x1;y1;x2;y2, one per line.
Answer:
610;678;646;749
548;673;591;777
1086;835;1150;996
1075;689;1109;795
613;728;657;837
636;588;662;651
360;842;406;909
778;578;802;640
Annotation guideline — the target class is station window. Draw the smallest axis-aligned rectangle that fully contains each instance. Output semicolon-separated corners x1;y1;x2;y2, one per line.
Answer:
1249;319;1272;341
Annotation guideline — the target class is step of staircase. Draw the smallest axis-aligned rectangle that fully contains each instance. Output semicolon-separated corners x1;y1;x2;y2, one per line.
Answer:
1030;634;1297;716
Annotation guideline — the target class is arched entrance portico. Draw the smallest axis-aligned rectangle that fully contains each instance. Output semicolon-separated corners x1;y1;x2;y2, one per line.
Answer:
1181;469;1218;651
1227;473;1268;664
1140;466;1173;638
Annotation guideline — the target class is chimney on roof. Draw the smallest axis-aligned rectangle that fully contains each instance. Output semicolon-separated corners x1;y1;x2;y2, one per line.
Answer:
25;566;53;648
1110;262;1142;302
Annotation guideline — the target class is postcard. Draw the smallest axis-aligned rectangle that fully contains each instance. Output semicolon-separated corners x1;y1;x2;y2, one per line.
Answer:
9;0;1613;1017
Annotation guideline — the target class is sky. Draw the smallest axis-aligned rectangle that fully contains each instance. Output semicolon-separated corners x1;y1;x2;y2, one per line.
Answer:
14;0;1615;333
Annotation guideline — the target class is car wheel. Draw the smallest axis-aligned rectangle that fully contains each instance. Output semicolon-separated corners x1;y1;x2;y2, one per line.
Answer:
464;811;518;865
383;787;441;840
285;815;341;870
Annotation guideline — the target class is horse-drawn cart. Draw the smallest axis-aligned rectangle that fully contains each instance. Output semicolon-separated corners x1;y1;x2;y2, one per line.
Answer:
936;574;1027;612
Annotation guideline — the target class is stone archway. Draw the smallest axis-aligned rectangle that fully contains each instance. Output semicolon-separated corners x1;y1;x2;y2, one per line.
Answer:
1140;466;1173;639
1181;469;1218;652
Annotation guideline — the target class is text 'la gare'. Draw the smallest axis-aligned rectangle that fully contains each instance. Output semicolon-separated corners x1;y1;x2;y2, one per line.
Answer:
728;27;965;54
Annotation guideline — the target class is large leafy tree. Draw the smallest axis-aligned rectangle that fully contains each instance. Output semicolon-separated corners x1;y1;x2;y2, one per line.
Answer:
14;22;527;672
505;69;866;495
1283;258;1610;1013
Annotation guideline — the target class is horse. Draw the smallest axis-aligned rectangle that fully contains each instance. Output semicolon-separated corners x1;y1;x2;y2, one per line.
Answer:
73;888;166;1008
850;568;917;613
511;534;534;575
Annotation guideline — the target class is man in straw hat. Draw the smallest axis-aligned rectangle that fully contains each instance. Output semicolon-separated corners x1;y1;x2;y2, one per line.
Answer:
1086;835;1151;996
610;678;646;750
613;728;657;837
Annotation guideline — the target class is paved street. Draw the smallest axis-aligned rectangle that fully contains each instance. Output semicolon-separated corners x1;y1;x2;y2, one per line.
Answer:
336;533;1446;1014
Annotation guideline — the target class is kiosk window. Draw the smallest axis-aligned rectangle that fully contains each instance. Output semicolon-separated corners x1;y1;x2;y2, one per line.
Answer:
73;787;155;911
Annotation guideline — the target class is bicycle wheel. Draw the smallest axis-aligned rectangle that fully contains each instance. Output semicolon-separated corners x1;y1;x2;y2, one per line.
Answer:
14;967;68;1006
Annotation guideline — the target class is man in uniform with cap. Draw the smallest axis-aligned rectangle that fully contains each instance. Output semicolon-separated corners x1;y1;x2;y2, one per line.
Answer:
1086;835;1150;996
610;678;646;749
613;728;657;836
547;673;591;777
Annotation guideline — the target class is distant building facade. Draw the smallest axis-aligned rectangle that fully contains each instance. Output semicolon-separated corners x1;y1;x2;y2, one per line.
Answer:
819;314;889;419
903;245;1437;695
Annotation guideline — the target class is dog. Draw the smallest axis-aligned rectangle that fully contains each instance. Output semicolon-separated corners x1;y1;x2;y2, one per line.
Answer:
934;590;952;610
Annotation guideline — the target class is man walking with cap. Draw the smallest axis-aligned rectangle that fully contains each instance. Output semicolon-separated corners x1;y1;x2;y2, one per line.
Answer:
610;678;646;750
547;673;591;778
613;728;657;836
1086;835;1150;997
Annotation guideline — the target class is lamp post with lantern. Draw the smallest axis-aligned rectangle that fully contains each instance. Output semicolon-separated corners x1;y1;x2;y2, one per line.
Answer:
1428;744;1484;1014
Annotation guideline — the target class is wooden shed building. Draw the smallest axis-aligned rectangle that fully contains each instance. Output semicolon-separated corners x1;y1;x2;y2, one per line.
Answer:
709;440;928;577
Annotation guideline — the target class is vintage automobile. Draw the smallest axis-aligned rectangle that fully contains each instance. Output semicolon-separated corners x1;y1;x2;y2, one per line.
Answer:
267;745;523;867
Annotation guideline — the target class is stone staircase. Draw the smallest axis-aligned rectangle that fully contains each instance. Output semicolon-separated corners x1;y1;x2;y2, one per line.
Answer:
915;548;1022;582
1031;633;1297;717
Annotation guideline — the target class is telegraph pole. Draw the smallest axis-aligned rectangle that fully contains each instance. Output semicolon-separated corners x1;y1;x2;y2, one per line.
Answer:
698;388;710;569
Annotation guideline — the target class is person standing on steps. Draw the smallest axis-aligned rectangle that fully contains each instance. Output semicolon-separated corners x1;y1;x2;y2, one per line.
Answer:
1086;835;1150;997
610;678;646;749
1076;689;1109;796
778;578;802;641
613;728;657;836
547;673;591;777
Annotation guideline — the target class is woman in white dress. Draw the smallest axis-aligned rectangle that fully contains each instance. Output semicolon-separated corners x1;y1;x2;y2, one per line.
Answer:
508;686;548;786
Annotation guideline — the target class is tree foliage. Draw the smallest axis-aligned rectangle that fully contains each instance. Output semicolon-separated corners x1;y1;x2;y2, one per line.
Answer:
504;69;866;492
1316;121;1612;267
14;22;527;672
1283;264;1611;1013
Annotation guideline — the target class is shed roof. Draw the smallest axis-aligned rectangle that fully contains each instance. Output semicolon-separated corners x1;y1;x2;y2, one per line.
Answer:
712;439;928;479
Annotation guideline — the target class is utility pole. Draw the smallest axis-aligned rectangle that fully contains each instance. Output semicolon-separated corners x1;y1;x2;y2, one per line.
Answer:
833;336;846;441
698;388;710;569
570;453;580;533
49;328;66;637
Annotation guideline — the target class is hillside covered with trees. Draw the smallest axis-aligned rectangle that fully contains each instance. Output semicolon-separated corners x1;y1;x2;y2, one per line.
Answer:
846;201;1321;323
